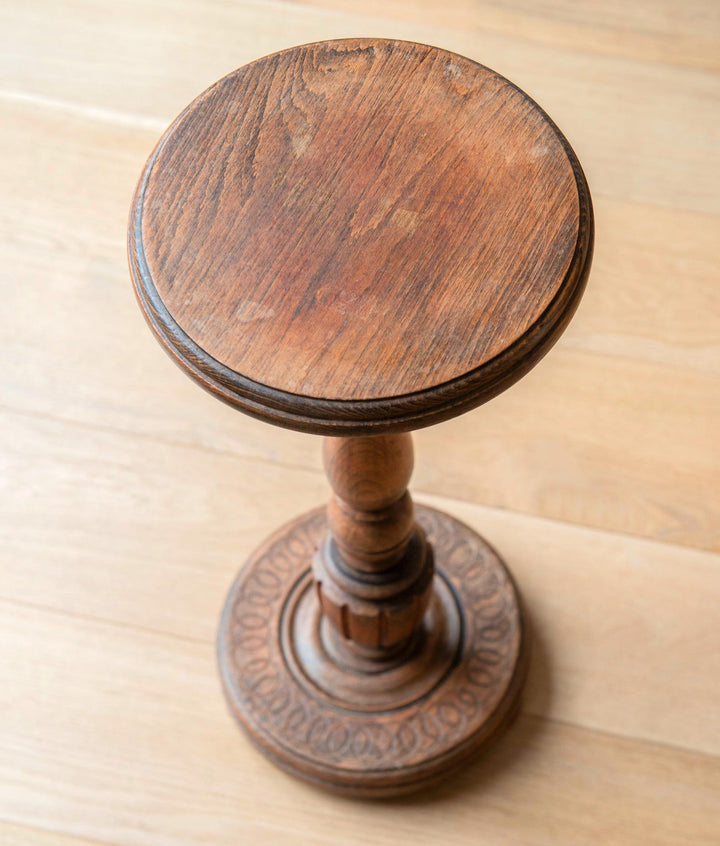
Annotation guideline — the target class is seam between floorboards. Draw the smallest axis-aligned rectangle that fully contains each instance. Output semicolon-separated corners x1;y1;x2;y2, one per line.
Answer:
0;400;322;474
521;712;720;764
1;401;717;559
0;595;209;648
0;817;119;846
0;85;718;217
264;0;720;74
0;89;169;132
2;592;718;764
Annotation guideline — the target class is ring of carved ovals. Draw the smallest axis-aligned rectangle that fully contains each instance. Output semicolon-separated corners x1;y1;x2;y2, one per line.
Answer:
218;504;526;793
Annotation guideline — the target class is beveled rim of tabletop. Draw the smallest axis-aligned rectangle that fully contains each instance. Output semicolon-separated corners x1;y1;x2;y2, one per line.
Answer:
129;38;593;436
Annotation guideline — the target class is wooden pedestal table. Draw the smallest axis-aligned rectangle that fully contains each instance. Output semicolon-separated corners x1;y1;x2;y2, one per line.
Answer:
128;38;594;796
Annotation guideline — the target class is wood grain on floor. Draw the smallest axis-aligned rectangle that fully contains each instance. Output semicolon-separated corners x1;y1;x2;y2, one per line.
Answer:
0;0;718;843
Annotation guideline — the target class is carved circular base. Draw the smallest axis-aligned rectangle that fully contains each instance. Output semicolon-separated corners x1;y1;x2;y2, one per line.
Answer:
218;505;527;797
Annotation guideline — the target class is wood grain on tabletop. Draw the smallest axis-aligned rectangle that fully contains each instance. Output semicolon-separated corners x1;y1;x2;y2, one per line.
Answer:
0;0;719;842
131;39;590;421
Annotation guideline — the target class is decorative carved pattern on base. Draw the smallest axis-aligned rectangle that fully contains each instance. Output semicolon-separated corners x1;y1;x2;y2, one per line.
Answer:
218;505;527;796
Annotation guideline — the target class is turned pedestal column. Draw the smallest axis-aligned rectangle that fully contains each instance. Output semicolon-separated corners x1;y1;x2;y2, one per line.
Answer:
314;435;431;661
128;38;593;796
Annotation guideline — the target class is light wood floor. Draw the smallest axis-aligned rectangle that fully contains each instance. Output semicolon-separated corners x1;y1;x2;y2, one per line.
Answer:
1;1;719;843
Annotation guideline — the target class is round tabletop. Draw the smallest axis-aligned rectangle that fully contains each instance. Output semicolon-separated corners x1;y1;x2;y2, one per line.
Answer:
129;38;593;435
